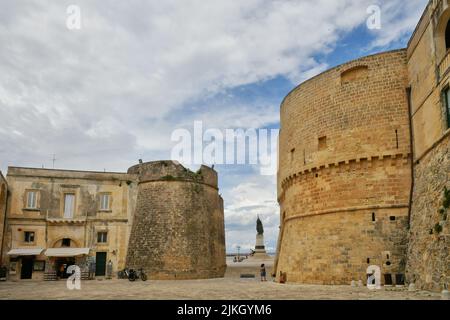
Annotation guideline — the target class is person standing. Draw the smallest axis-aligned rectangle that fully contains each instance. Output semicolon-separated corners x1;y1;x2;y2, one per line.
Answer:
260;264;267;282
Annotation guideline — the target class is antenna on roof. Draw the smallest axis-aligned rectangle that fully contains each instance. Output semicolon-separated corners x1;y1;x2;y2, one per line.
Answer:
52;154;57;169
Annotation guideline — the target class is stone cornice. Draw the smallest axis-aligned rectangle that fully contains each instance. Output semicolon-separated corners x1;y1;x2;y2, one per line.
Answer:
138;178;219;190
284;203;409;223
279;152;411;201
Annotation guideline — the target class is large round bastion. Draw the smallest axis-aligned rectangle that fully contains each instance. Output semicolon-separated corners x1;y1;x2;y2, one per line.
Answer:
275;50;413;284
125;161;226;279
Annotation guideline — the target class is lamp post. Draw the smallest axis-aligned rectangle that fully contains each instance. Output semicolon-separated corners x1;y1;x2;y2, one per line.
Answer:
237;246;241;262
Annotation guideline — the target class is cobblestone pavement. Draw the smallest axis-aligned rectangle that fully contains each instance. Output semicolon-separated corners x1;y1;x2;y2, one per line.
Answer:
0;278;442;300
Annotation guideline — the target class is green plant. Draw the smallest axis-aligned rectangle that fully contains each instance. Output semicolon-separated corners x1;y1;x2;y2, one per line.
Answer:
443;187;450;209
161;175;176;181
434;223;443;234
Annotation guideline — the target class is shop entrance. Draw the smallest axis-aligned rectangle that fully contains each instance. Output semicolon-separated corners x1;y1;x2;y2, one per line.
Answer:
20;257;34;279
55;257;76;279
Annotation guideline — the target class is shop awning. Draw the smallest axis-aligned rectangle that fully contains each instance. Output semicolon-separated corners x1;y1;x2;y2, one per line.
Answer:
7;248;45;256
44;248;90;257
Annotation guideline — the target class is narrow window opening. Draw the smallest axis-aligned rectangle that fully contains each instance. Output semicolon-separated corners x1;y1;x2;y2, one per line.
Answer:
384;274;393;285
446;20;450;50
64;193;75;219
290;148;295;162
26;191;38;209
24;231;35;243
389;216;396;221
97;232;108;243
100;194;111;211
62;238;71;247
395;129;399;149
366;258;370;264
318;136;327;151
443;87;450;129
372;212;376;222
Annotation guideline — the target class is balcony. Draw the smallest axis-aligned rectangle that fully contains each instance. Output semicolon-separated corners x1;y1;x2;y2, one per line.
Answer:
438;50;450;81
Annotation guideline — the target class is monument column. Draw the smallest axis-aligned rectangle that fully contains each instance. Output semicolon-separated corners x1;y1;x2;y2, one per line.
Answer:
253;216;271;259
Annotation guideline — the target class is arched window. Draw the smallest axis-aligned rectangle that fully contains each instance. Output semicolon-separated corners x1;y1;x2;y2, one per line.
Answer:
445;20;450;50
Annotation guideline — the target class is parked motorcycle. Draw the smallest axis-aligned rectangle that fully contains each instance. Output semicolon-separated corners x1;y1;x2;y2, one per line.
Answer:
119;267;147;281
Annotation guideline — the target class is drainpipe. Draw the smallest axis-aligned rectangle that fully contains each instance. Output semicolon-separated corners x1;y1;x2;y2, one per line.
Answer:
406;87;415;228
0;187;8;266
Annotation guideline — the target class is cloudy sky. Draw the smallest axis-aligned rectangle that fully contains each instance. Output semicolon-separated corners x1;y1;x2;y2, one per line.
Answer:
0;0;428;253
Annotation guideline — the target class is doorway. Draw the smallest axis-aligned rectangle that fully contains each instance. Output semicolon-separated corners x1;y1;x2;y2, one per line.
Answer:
55;257;76;279
95;252;107;276
20;257;33;279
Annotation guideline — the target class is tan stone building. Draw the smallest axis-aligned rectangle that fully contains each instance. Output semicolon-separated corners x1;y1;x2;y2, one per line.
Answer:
0;171;7;269
1;167;137;281
0;162;225;281
275;0;449;291
405;0;450;291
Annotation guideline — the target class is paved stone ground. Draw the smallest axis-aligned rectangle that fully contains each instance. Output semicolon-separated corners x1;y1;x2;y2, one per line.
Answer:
0;278;442;300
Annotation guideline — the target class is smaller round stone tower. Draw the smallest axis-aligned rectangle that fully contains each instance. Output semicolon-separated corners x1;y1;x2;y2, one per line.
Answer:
125;161;226;279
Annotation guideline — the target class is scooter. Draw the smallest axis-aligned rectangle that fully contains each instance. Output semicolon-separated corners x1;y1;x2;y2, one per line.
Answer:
123;267;147;281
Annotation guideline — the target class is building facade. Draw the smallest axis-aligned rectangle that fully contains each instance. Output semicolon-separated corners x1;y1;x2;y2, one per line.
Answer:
0;172;7;268
405;0;450;291
275;0;450;291
0;161;225;281
1;167;137;281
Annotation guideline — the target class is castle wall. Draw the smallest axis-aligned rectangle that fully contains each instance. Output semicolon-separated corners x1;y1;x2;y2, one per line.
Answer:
126;161;226;279
406;0;450;291
406;136;450;290
276;50;412;284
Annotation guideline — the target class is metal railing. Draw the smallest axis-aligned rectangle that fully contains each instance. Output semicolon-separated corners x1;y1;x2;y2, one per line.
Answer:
438;50;450;81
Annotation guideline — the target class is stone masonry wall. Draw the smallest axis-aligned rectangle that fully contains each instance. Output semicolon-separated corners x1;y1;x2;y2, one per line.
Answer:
406;134;450;291
126;161;226;279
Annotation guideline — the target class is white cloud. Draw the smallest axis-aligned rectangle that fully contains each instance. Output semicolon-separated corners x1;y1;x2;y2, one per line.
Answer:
223;173;279;252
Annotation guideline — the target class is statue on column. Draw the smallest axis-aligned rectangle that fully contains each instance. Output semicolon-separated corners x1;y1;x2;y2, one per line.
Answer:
256;216;264;235
253;215;270;259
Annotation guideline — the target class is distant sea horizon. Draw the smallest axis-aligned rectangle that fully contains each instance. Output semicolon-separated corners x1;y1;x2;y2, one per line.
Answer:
226;252;275;256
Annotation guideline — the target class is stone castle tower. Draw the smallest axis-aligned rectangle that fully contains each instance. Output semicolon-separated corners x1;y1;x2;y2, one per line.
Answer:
126;161;226;279
275;50;412;284
275;0;450;291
